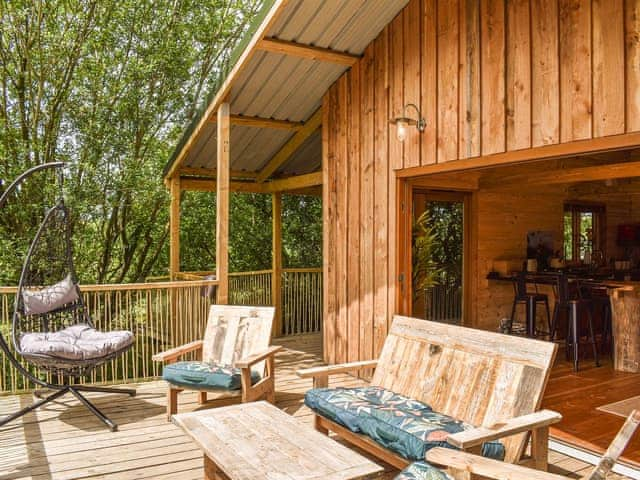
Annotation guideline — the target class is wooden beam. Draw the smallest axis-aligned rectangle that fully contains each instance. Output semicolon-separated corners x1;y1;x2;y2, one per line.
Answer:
409;172;481;191
272;192;282;337
481;160;640;190
569;178;640;196
256;37;360;66
179;167;257;179
169;177;181;279
256;108;323;183
180;171;323;194
216;103;230;304
208;114;303;131
180;178;264;193
164;1;287;180
265;171;323;192
396;132;640;178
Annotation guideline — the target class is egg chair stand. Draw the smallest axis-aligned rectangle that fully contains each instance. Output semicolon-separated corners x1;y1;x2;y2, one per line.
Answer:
0;163;135;432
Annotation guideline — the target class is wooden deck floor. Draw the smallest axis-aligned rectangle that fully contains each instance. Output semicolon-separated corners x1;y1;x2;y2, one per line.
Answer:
0;333;632;480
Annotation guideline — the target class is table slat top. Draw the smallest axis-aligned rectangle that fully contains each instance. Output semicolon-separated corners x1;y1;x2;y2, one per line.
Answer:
173;401;384;480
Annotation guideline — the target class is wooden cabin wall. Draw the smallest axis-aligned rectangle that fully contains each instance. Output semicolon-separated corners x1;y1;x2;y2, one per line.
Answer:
323;0;640;364
476;187;640;331
475;187;566;331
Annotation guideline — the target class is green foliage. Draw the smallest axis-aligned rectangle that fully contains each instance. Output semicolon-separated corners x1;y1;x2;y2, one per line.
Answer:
426;201;464;287
412;210;443;301
0;0;304;285
282;195;322;268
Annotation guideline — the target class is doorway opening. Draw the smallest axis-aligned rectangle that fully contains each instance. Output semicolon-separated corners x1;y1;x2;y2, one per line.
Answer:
412;190;467;324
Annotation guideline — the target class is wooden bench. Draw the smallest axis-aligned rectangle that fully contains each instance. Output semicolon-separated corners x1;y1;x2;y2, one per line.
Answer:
298;316;561;472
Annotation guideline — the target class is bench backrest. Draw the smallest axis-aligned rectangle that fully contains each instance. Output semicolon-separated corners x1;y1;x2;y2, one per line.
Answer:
202;305;274;374
371;316;557;463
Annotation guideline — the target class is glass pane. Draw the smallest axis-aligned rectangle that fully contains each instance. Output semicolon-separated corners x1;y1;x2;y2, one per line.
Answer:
579;212;594;261
563;211;573;260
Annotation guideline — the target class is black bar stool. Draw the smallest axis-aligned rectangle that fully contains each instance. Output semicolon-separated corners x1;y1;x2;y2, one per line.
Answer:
550;274;600;371
510;271;551;337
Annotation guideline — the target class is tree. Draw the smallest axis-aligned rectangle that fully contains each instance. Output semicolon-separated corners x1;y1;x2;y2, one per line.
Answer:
0;0;264;284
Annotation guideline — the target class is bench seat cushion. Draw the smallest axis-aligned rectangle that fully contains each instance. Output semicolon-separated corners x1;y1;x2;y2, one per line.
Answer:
394;461;452;480
163;361;261;391
304;387;505;462
305;386;432;432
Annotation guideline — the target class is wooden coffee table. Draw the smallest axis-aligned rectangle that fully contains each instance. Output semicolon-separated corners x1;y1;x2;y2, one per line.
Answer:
173;401;384;480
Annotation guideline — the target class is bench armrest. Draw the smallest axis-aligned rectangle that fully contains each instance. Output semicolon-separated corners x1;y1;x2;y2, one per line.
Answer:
426;448;566;480
297;360;379;379
297;360;378;389
152;340;203;363
447;410;562;449
236;345;283;368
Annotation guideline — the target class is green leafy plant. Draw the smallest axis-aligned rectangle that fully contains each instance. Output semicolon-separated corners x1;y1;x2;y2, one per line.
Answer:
412;210;443;302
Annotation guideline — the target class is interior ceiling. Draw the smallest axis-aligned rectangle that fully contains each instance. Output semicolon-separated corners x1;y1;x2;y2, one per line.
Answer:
178;0;409;180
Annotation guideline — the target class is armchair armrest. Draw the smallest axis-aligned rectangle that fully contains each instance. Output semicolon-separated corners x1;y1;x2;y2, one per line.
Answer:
297;360;379;379
426;448;566;480
447;410;562;449
236;345;283;368
152;340;203;363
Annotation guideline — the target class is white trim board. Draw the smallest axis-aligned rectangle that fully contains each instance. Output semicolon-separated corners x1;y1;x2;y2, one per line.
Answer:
549;439;640;480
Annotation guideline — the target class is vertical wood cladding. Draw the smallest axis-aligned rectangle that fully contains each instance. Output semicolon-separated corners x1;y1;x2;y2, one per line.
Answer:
323;0;640;364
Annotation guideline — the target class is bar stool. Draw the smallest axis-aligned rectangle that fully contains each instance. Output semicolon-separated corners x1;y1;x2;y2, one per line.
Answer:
584;283;613;356
550;274;600;371
510;271;551;337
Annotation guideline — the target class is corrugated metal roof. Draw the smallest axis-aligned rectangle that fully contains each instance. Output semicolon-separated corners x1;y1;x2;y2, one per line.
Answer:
165;0;409;182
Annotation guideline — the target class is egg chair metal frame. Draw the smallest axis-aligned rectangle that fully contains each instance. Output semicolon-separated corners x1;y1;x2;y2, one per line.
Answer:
0;162;135;432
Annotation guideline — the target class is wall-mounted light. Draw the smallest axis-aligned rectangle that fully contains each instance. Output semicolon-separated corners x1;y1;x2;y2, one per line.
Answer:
389;103;426;142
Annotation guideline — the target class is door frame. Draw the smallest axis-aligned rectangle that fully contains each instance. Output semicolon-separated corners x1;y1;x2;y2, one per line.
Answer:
396;178;475;326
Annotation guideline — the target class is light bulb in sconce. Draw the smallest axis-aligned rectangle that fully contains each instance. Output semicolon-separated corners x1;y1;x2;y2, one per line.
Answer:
396;119;408;142
389;103;426;142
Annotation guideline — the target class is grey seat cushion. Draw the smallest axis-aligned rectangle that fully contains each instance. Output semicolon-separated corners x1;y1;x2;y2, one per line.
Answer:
20;324;134;361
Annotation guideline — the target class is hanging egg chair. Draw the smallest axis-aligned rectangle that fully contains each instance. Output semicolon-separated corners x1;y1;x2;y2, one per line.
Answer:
0;163;135;431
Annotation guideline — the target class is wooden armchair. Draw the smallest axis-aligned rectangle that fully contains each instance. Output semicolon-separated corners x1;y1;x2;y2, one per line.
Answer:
424;409;640;480
153;305;281;420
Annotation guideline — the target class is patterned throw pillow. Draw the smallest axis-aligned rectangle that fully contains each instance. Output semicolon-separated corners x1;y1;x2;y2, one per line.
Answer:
22;274;79;316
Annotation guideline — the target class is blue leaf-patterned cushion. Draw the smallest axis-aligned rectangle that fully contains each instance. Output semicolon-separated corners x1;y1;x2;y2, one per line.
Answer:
394;461;453;480
305;386;432;432
304;387;505;462
163;361;261;391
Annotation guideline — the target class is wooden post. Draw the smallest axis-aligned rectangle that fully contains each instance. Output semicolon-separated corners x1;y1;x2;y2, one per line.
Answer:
216;103;230;304
169;177;181;280
272;192;282;336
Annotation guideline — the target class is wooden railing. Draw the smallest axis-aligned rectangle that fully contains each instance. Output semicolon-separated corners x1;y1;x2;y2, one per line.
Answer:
180;268;323;335
0;279;217;394
281;268;322;335
424;284;463;324
0;268;323;394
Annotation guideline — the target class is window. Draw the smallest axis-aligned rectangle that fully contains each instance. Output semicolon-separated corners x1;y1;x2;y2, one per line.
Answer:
563;203;605;263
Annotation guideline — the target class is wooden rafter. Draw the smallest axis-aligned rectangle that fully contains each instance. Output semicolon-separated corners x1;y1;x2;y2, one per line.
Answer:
179;178;264;193
480;160;640;189
179;171;322;194
164;0;287;181
178;167;257;179
208;114;303;131
256;37;360;66
256;108;323;183
264;171;322;192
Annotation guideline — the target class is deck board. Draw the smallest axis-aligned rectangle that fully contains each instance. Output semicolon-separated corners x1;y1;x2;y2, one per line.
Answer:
0;333;632;479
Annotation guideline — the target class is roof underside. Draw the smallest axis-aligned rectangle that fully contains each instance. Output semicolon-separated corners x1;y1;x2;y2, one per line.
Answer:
169;0;409;180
